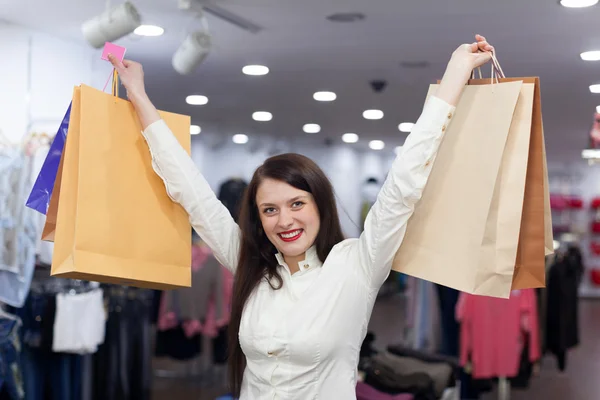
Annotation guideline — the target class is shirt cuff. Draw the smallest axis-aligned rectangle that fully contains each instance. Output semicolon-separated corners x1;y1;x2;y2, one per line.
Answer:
141;119;181;154
418;95;456;133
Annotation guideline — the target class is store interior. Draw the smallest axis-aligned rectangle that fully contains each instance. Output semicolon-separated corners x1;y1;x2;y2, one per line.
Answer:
1;0;600;399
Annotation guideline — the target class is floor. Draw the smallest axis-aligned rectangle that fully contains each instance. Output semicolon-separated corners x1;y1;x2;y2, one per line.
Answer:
151;296;600;400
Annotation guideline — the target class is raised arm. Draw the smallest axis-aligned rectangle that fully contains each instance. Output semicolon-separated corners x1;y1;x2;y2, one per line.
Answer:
356;35;496;289
109;55;241;272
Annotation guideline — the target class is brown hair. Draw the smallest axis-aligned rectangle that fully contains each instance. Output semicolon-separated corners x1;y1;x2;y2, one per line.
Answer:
227;153;345;395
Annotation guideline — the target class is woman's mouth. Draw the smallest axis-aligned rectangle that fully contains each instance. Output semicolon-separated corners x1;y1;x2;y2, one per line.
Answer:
278;229;303;242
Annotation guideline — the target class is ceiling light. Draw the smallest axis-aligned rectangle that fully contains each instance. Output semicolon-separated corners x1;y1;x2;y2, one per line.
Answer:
134;24;164;37
582;149;600;159
560;0;598;7
398;122;414;133
186;95;208;105
232;134;249;144
253;111;272;121
242;65;269;76
81;1;141;48
363;109;384;120
369;140;385;150
313;91;337;102
342;133;359;143
303;124;321;134
597;105;600;113
590;84;600;93
581;51;600;61
172;31;212;75
190;125;201;135
395;146;403;155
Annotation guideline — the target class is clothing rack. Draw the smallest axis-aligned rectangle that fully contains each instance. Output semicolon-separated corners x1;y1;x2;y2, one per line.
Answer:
498;377;510;400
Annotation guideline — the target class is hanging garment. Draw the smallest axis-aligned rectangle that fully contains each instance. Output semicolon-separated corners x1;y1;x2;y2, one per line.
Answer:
52;289;106;354
456;289;541;379
0;316;24;400
545;251;581;371
92;286;152;400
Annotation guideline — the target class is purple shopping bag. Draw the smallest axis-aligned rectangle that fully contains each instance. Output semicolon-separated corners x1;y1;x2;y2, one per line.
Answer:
25;103;71;215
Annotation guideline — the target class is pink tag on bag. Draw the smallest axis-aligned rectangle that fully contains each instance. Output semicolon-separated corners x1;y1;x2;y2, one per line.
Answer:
101;42;126;62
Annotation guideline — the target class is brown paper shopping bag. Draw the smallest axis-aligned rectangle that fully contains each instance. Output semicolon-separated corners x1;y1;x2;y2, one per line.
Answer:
45;84;192;289
392;74;551;298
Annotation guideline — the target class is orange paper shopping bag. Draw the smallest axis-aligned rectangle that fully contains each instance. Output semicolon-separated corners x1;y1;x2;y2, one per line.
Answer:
44;83;192;289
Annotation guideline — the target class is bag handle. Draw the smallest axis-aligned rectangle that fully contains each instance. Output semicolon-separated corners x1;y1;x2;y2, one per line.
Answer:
470;50;506;84
102;68;120;97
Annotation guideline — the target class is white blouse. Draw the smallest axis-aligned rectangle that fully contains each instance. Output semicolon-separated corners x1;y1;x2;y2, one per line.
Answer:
142;95;455;399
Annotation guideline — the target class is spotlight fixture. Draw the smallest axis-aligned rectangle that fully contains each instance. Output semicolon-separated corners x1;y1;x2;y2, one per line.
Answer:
82;1;141;48
172;31;212;75
590;84;600;93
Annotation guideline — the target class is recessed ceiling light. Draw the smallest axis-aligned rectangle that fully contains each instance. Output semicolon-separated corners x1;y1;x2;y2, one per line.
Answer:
186;95;208;105
327;12;366;22
134;24;165;37
253;111;272;121
242;65;269;76
342;133;359;143
395;146;403;155
232;134;249;144
313;91;337;102
581;51;600;61
363;109;384;120
190;125;201;135
369;140;385;150
596;105;600;113
303;124;321;134
560;0;598;7
398;122;414;132
590;84;600;93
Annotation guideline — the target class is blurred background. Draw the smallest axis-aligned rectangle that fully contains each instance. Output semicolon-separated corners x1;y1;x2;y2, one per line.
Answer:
0;0;599;399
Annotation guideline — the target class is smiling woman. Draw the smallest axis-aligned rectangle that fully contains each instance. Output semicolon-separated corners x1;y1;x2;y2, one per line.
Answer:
108;34;497;399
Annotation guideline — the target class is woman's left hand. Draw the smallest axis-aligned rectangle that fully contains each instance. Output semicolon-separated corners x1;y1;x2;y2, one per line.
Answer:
450;34;495;71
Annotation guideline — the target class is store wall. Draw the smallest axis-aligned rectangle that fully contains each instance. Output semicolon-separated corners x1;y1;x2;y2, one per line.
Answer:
0;21;112;142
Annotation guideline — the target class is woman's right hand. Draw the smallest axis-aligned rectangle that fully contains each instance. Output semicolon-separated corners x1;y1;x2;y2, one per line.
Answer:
108;54;147;102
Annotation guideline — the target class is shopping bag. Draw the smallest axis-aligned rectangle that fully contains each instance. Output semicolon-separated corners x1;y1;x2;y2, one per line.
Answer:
44;82;192;289
25;103;71;215
392;68;551;298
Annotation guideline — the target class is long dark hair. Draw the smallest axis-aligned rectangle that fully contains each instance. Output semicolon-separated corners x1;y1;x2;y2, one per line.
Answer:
227;153;345;395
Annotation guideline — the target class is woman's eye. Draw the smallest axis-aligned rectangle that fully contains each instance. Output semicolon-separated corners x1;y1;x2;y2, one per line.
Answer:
263;208;276;214
292;201;305;208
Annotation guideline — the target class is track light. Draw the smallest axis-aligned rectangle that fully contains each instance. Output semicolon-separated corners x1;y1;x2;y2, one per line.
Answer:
172;30;212;75
81;1;141;48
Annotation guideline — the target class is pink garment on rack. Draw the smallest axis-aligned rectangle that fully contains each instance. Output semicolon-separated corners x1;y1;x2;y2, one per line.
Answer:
456;289;541;379
157;244;233;338
356;382;414;400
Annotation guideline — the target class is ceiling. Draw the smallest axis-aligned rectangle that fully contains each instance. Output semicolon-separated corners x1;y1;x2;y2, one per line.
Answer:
1;0;599;162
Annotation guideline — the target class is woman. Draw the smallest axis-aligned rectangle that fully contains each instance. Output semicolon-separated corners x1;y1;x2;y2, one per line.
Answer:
109;34;495;399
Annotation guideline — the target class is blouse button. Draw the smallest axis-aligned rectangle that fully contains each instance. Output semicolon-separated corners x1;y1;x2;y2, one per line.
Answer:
441;125;446;132
267;351;274;357
447;112;453;119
